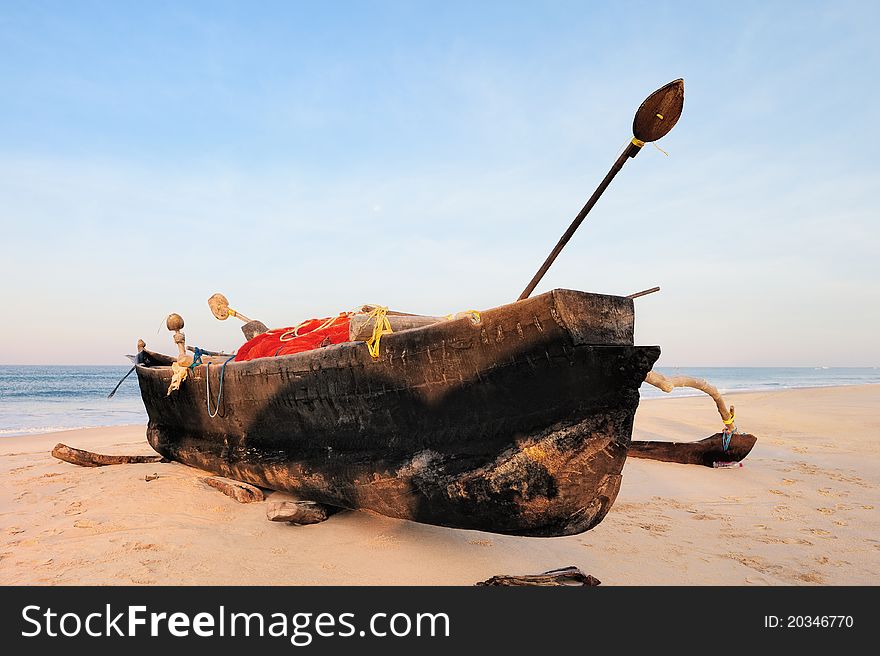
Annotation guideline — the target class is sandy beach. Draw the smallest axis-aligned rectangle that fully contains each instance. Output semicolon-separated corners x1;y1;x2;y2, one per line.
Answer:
2;384;878;586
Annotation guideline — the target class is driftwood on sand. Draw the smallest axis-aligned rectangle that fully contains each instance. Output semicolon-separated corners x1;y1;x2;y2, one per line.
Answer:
204;476;265;503
266;500;337;524
51;443;166;468
476;566;601;587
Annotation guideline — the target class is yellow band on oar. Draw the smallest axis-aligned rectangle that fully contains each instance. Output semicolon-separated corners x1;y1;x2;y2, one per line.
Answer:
227;308;237;318
631;138;645;148
723;413;736;425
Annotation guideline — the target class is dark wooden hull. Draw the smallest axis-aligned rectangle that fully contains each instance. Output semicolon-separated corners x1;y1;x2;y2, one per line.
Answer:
136;289;659;536
628;432;757;467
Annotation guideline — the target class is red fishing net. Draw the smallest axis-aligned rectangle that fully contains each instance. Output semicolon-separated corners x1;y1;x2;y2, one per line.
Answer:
234;314;352;362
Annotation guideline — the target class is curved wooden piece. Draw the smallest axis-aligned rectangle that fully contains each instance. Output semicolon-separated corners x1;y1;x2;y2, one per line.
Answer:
51;443;166;468
629;432;757;467
644;370;733;423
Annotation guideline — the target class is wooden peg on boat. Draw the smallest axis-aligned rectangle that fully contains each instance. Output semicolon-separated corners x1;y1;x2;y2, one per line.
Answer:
627;286;660;299
166;313;191;364
108;338;150;399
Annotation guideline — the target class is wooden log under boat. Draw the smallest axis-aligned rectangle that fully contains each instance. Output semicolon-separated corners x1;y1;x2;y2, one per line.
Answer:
135;289;659;537
628;432;757;467
204;476;265;503
266;500;337;524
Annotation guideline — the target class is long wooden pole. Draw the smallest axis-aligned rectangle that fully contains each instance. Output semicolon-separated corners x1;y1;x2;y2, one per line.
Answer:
518;141;642;300
517;78;684;301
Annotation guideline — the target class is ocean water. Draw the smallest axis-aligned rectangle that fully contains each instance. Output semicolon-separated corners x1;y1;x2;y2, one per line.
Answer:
0;365;878;438
638;367;880;399
0;366;147;437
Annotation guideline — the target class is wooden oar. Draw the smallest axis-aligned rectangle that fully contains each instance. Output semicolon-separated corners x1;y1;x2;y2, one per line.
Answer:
208;292;268;339
208;293;253;323
518;79;685;301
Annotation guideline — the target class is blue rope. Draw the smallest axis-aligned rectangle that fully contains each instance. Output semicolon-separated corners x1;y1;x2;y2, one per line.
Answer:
189;347;205;369
206;355;236;418
721;424;739;451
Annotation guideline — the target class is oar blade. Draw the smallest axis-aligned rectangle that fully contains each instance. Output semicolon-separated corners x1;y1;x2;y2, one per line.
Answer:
208;292;231;320
633;78;684;143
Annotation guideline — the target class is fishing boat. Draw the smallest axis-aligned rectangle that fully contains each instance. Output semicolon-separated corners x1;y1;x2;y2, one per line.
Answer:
130;79;690;537
136;290;659;537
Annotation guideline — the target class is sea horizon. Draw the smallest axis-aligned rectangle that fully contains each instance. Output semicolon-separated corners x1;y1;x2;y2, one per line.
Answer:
1;365;879;438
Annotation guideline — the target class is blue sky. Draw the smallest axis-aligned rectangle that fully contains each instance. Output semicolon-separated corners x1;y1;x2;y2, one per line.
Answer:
1;1;877;365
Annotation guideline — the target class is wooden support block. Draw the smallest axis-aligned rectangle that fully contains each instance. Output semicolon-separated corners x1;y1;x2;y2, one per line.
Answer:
52;443;165;468
204;476;265;503
476;566;600;586
266;500;335;524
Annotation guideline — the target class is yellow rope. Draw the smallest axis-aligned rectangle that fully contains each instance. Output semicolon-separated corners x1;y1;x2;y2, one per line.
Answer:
364;305;392;359
722;411;736;426
652;141;669;156
279;314;341;342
